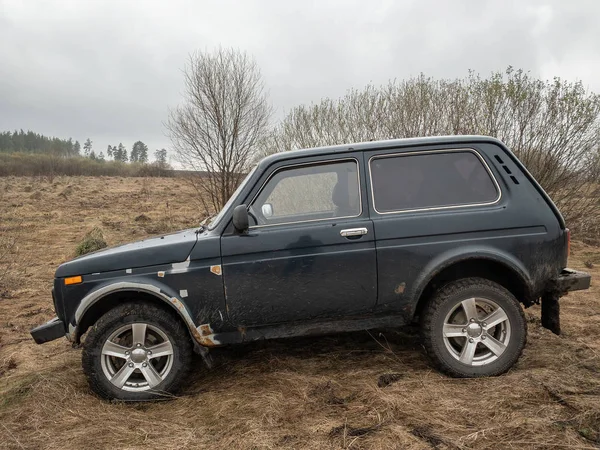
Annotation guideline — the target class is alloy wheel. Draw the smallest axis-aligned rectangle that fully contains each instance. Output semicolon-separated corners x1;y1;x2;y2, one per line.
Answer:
100;323;174;392
442;297;511;366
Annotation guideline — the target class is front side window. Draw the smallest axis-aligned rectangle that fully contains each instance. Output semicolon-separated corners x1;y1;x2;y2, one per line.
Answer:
250;160;360;226
370;150;499;213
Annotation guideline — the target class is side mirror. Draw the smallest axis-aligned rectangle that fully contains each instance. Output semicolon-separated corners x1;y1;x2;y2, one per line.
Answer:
232;204;249;233
261;203;273;218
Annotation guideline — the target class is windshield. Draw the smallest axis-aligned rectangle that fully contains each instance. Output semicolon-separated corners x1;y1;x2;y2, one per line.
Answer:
207;165;258;230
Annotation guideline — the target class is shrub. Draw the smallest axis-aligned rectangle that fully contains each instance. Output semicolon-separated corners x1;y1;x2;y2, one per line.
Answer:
262;68;600;238
0;153;173;178
74;227;108;257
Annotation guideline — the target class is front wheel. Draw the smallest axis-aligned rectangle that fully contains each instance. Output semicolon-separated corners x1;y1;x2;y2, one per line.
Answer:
82;302;193;401
421;278;527;377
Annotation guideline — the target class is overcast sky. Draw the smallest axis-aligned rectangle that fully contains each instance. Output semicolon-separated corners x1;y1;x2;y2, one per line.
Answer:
1;0;599;159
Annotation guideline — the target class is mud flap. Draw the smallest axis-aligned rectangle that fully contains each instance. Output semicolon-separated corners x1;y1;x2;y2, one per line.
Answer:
541;292;560;335
194;343;214;369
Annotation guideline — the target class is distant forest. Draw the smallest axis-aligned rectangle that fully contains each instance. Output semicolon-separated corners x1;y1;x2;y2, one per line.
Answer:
0;130;168;164
0;130;80;157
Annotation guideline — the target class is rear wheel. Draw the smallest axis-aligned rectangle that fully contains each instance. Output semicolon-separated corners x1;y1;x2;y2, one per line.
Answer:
82;302;193;401
421;278;527;377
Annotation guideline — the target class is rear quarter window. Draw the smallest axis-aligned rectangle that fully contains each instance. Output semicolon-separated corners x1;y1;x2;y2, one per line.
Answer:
370;150;499;213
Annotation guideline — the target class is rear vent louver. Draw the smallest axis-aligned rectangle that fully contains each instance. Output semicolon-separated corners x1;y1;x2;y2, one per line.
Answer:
495;155;519;185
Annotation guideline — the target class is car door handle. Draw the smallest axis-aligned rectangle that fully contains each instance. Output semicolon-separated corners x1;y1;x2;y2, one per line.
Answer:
340;227;368;237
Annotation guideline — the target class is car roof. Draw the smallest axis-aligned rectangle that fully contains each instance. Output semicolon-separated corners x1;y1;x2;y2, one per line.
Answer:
258;135;504;168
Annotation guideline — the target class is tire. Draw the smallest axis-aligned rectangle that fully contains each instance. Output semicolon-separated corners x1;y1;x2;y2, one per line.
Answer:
82;302;193;401
421;277;527;377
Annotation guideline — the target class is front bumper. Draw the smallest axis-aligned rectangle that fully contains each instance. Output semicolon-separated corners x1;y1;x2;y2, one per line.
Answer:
30;317;66;344
556;268;591;294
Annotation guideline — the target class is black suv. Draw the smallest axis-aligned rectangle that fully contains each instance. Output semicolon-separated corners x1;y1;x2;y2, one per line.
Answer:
31;136;591;400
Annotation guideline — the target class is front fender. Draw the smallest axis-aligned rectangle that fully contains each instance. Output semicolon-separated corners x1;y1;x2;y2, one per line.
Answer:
69;279;220;348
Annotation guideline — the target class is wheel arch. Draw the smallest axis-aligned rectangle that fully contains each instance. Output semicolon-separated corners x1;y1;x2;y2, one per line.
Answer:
71;281;219;348
411;249;534;322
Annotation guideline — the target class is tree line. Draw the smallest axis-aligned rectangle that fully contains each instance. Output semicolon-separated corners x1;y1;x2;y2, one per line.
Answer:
0;132;169;167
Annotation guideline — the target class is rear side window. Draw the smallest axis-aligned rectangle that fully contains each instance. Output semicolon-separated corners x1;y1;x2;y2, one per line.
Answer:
370;150;499;213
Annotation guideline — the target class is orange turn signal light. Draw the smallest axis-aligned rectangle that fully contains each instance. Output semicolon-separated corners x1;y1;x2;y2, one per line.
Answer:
64;275;82;286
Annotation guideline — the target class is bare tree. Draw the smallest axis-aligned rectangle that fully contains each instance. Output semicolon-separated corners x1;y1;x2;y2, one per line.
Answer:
166;48;272;214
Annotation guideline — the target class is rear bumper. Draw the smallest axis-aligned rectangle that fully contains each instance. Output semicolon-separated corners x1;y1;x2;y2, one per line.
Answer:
30;317;66;344
557;268;591;294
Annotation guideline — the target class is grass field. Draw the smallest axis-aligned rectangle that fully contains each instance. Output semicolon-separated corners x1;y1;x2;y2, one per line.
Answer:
0;176;599;449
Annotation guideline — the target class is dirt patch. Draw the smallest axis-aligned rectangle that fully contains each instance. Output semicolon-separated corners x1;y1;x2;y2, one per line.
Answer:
377;372;404;387
329;421;385;438
309;380;356;405
411;425;446;448
134;213;151;222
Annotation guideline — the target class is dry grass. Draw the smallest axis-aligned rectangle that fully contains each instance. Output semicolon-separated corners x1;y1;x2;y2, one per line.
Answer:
0;176;599;449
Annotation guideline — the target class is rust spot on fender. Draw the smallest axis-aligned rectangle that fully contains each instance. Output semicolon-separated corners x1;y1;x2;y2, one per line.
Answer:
199;324;212;335
190;327;213;347
194;323;219;347
169;297;217;346
395;282;406;295
170;297;185;311
210;265;222;276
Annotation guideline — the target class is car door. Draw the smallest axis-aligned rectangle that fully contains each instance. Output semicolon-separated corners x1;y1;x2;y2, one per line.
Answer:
220;155;377;326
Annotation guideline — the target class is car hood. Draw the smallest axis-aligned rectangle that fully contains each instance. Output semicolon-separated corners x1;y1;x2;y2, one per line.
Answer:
55;228;199;278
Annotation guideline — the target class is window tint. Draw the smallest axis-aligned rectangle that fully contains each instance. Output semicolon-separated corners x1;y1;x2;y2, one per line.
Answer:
370;151;498;213
250;160;360;226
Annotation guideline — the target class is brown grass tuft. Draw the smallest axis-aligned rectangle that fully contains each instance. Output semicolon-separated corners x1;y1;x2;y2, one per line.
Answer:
0;355;17;377
0;213;23;300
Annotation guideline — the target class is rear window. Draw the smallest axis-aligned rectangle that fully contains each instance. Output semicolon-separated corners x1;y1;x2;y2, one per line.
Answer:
370;150;499;213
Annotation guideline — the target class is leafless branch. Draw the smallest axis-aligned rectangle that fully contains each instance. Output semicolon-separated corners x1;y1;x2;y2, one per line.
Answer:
166;48;273;214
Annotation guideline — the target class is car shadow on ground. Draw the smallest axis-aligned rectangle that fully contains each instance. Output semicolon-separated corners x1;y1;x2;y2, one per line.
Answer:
184;325;429;394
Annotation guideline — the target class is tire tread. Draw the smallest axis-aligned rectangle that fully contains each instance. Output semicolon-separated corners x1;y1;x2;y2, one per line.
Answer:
82;301;193;401
421;277;527;378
